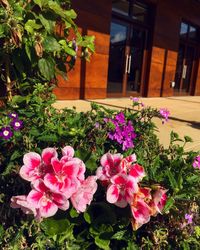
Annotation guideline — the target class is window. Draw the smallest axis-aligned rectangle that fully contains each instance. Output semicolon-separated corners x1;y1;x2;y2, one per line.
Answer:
180;21;200;43
112;0;150;24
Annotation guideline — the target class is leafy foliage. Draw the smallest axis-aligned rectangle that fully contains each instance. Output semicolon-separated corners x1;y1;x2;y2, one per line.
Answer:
0;85;199;249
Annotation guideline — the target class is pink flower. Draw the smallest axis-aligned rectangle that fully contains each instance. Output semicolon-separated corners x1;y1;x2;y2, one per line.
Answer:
71;176;98;213
96;153;123;181
106;174;138;208
150;188;167;216
159;108;170;123
121;154;137;173
61;146;75;160
19;148;57;182
130;187;152;230
129;164;146;181
11;195;37;216
44;157;81;197
27;179;69;218
185;213;193;224
193;155;200;169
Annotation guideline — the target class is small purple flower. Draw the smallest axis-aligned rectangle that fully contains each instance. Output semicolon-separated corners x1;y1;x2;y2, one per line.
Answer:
10;120;23;131
115;112;125;124
159;108;170;123
131;97;140;103
192;155;200;170
0;127;13;140
185;214;193;224
8;112;18;119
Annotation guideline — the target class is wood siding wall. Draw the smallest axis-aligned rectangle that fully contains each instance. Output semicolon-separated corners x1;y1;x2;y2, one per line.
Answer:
54;0;200;99
147;0;200;97
53;0;112;99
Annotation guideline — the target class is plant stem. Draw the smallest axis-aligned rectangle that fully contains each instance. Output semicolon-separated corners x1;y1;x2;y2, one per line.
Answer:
5;56;12;101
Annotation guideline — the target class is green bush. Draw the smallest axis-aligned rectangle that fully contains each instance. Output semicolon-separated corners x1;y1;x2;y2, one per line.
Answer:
0;84;199;249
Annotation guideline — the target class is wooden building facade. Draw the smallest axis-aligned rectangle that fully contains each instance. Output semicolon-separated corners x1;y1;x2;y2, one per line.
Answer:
53;0;200;99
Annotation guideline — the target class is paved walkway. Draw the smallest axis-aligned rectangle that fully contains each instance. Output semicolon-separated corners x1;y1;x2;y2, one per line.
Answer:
53;96;200;151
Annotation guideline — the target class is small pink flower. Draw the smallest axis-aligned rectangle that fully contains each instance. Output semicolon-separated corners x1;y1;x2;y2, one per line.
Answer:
185;213;193;224
96;153;123;181
193;155;200;169
71;176;98;213
11;195;37;216
159;108;170;123
130;188;152;230
19;148;57;182
150;188;167;216
121;154;137;173
44;157;81;197
27;179;69;218
106;174;138;208
61;146;75;160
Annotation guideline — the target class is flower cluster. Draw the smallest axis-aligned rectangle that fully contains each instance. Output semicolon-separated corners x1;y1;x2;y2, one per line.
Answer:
96;153;167;230
11;146;97;220
193;155;200;169
105;112;137;151
130;96;144;108
0;112;23;140
159;108;170;124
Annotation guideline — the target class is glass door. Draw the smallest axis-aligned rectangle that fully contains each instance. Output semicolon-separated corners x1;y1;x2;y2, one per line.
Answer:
174;43;196;94
107;20;129;94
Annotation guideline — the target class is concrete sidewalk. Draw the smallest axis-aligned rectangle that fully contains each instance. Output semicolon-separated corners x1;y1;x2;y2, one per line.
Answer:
53;96;200;151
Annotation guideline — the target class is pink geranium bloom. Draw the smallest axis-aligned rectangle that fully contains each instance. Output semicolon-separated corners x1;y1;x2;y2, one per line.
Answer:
71;176;98;213
193;155;200;169
19;148;57;182
27;179;69;218
129;164;146;181
11;195;37;216
150;188;167;216
130;187;152;230
44;157;81;197
106;174;138;208
61;146;75;159
96;153;123;181
121;154;137;173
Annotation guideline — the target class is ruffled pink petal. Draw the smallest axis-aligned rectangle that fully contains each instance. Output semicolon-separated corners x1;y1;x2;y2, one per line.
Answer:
131;200;151;230
106;184;119;204
100;153;122;168
27;190;43;208
129;164;145;181
62;146;74;158
111;174;127;185
32;179;49;193
115;194;127;208
42;148;57;166
23;152;41;168
62;159;79;177
52;193;69;211
44;173;63;193
19;164;39;182
125;154;137;163
77;161;86;181
11;195;37;215
51;158;63;174
39;198;58;218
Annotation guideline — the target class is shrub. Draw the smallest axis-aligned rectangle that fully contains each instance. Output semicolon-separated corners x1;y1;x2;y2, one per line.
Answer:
0;85;199;249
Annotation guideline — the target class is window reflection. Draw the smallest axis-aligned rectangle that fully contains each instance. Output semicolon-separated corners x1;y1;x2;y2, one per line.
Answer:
110;22;127;44
132;2;148;23
189;26;197;40
180;23;188;39
112;0;129;16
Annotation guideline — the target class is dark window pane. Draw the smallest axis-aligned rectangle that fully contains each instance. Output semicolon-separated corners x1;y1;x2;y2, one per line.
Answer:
180;22;188;39
189;25;197;40
132;2;148;23
112;0;129;16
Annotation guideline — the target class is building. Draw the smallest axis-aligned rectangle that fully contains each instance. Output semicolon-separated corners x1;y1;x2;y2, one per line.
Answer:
54;0;200;99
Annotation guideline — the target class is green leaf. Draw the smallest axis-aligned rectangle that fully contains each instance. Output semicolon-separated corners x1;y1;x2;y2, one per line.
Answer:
10;150;21;161
11;95;27;105
0;224;4;240
64;9;77;19
41;218;70;236
38;14;55;33
70;207;79;218
33;0;48;8
83;212;91;224
111;230;126;240
38;57;55;80
0;24;6;38
162;197;175;213
166;169;178;190
25;20;42;34
59;40;76;56
184;135;193;143
95;236;110;250
43;36;61;52
37;134;58;142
